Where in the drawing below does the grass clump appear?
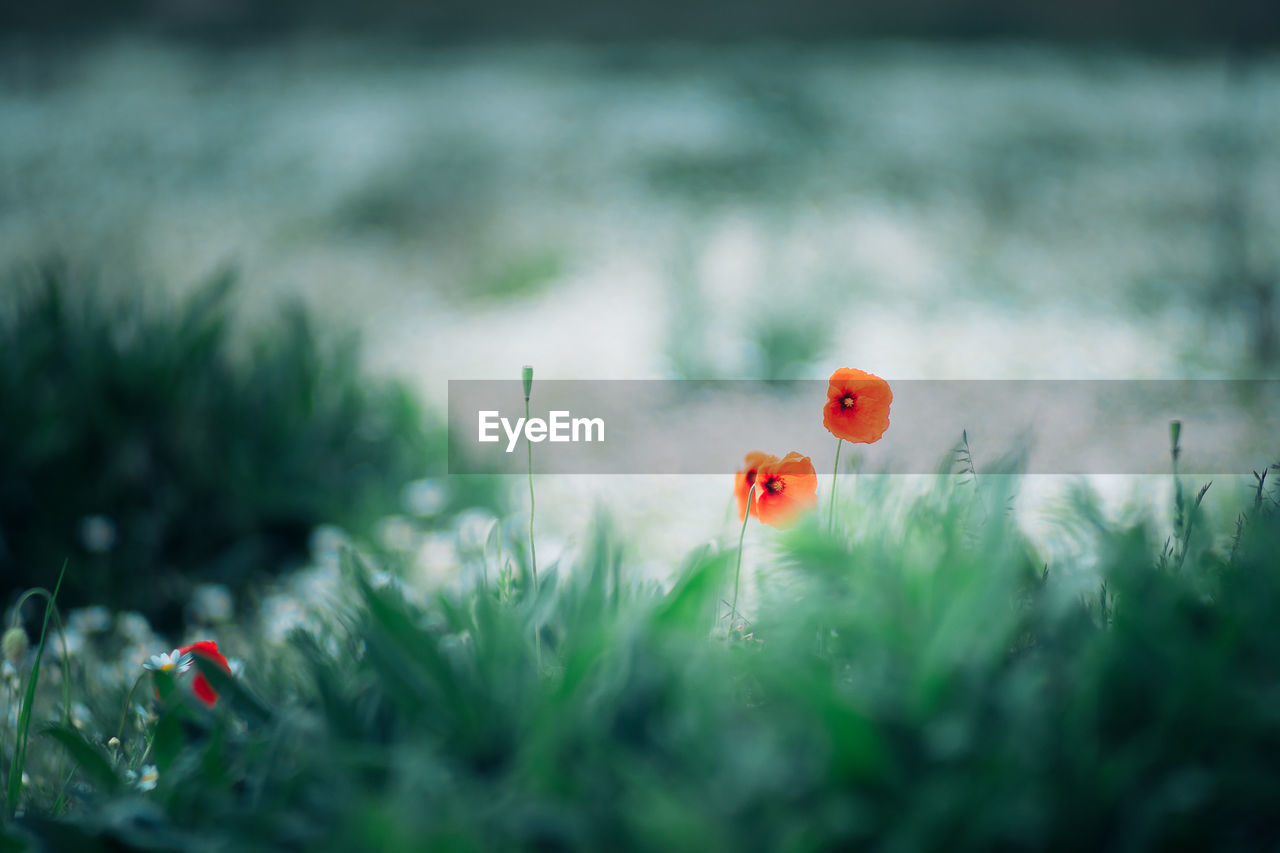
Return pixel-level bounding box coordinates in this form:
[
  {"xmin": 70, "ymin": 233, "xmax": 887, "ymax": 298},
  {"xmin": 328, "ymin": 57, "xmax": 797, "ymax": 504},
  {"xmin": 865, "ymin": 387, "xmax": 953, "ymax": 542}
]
[{"xmin": 0, "ymin": 266, "xmax": 457, "ymax": 630}]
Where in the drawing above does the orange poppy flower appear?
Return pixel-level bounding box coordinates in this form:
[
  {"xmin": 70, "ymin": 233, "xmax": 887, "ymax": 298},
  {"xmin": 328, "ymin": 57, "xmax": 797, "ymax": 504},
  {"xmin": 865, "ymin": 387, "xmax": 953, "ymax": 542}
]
[
  {"xmin": 823, "ymin": 368, "xmax": 892, "ymax": 444},
  {"xmin": 178, "ymin": 641, "xmax": 232, "ymax": 707},
  {"xmin": 752, "ymin": 452, "xmax": 818, "ymax": 528},
  {"xmin": 734, "ymin": 451, "xmax": 779, "ymax": 521}
]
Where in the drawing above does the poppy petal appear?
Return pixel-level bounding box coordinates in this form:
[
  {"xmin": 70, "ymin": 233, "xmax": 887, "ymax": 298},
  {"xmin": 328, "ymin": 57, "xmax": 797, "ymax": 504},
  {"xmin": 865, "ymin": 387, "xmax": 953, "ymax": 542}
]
[
  {"xmin": 752, "ymin": 452, "xmax": 818, "ymax": 528},
  {"xmin": 823, "ymin": 368, "xmax": 892, "ymax": 444}
]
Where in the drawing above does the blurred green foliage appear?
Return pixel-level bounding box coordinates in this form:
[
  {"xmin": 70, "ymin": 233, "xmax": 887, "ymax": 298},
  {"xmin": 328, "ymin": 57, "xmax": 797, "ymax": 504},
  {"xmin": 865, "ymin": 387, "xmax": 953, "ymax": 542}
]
[
  {"xmin": 7, "ymin": 466, "xmax": 1280, "ymax": 850},
  {"xmin": 0, "ymin": 267, "xmax": 458, "ymax": 630}
]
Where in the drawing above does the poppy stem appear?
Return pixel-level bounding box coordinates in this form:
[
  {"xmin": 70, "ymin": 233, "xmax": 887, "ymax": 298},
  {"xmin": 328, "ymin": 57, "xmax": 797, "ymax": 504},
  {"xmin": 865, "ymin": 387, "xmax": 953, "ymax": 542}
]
[
  {"xmin": 731, "ymin": 487, "xmax": 753, "ymax": 628},
  {"xmin": 828, "ymin": 438, "xmax": 844, "ymax": 531}
]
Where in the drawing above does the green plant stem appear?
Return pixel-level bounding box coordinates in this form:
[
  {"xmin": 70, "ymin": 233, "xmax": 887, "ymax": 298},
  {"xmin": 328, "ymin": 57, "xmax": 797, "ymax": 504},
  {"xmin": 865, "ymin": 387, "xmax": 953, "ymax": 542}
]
[
  {"xmin": 116, "ymin": 673, "xmax": 148, "ymax": 742},
  {"xmin": 731, "ymin": 488, "xmax": 754, "ymax": 626},
  {"xmin": 828, "ymin": 438, "xmax": 844, "ymax": 531},
  {"xmin": 525, "ymin": 396, "xmax": 541, "ymax": 668},
  {"xmin": 526, "ymin": 397, "xmax": 537, "ymax": 590},
  {"xmin": 0, "ymin": 685, "xmax": 9, "ymax": 777},
  {"xmin": 8, "ymin": 587, "xmax": 72, "ymax": 727}
]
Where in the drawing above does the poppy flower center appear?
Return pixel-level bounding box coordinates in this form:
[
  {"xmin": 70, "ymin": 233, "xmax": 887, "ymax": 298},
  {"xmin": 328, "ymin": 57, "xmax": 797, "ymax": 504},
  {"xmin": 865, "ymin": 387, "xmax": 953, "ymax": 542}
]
[
  {"xmin": 841, "ymin": 394, "xmax": 856, "ymax": 409},
  {"xmin": 745, "ymin": 470, "xmax": 757, "ymax": 485},
  {"xmin": 765, "ymin": 477, "xmax": 784, "ymax": 494}
]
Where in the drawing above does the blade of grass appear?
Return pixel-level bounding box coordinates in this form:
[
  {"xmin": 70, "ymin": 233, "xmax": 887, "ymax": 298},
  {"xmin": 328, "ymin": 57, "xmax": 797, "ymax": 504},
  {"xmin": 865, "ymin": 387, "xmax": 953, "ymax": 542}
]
[{"xmin": 6, "ymin": 561, "xmax": 67, "ymax": 818}]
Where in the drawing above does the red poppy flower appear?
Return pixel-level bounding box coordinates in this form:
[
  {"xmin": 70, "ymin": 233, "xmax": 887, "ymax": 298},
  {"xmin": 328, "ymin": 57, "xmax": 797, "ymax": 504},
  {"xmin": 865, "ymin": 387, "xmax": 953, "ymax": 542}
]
[
  {"xmin": 752, "ymin": 452, "xmax": 818, "ymax": 528},
  {"xmin": 178, "ymin": 641, "xmax": 231, "ymax": 708},
  {"xmin": 734, "ymin": 451, "xmax": 779, "ymax": 521},
  {"xmin": 823, "ymin": 368, "xmax": 892, "ymax": 444}
]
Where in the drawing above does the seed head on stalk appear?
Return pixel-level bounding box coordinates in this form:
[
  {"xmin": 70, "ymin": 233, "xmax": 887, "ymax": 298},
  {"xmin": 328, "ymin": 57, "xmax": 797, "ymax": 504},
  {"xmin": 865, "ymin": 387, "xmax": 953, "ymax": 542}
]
[{"xmin": 523, "ymin": 365, "xmax": 541, "ymax": 668}]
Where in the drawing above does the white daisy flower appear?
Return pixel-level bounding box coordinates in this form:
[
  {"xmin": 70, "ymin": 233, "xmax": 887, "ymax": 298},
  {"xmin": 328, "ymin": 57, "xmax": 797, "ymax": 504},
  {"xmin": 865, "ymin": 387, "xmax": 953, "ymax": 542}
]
[
  {"xmin": 143, "ymin": 649, "xmax": 192, "ymax": 675},
  {"xmin": 126, "ymin": 765, "xmax": 159, "ymax": 791}
]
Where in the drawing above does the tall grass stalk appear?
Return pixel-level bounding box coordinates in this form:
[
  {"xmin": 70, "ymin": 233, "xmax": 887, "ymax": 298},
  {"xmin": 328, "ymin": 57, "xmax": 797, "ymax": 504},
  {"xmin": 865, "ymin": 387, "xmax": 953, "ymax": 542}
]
[
  {"xmin": 5, "ymin": 561, "xmax": 67, "ymax": 818},
  {"xmin": 1171, "ymin": 419, "xmax": 1184, "ymax": 538},
  {"xmin": 523, "ymin": 366, "xmax": 537, "ymax": 589},
  {"xmin": 7, "ymin": 592, "xmax": 72, "ymax": 733},
  {"xmin": 1168, "ymin": 419, "xmax": 1210, "ymax": 570},
  {"xmin": 523, "ymin": 365, "xmax": 541, "ymax": 666},
  {"xmin": 115, "ymin": 673, "xmax": 149, "ymax": 743}
]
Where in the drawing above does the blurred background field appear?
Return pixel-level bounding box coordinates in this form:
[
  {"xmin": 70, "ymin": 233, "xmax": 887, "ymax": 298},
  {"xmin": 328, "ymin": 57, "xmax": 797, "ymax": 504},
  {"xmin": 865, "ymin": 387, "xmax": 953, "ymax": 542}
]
[
  {"xmin": 3, "ymin": 30, "xmax": 1277, "ymax": 598},
  {"xmin": 2, "ymin": 38, "xmax": 1278, "ymax": 386}
]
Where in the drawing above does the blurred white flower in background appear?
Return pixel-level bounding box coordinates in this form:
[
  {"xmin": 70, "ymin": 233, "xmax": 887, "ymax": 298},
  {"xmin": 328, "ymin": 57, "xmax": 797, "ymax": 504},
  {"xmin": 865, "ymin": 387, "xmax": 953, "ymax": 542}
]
[
  {"xmin": 291, "ymin": 559, "xmax": 343, "ymax": 606},
  {"xmin": 117, "ymin": 611, "xmax": 153, "ymax": 644},
  {"xmin": 69, "ymin": 605, "xmax": 112, "ymax": 634},
  {"xmin": 369, "ymin": 569, "xmax": 398, "ymax": 590},
  {"xmin": 403, "ymin": 478, "xmax": 449, "ymax": 517},
  {"xmin": 413, "ymin": 532, "xmax": 463, "ymax": 586},
  {"xmin": 53, "ymin": 628, "xmax": 84, "ymax": 660},
  {"xmin": 454, "ymin": 510, "xmax": 498, "ymax": 553},
  {"xmin": 309, "ymin": 525, "xmax": 349, "ymax": 568},
  {"xmin": 251, "ymin": 528, "xmax": 357, "ymax": 645},
  {"xmin": 259, "ymin": 593, "xmax": 324, "ymax": 645},
  {"xmin": 190, "ymin": 584, "xmax": 234, "ymax": 625},
  {"xmin": 94, "ymin": 660, "xmax": 133, "ymax": 689},
  {"xmin": 70, "ymin": 701, "xmax": 92, "ymax": 729},
  {"xmin": 2, "ymin": 661, "xmax": 19, "ymax": 690},
  {"xmin": 377, "ymin": 515, "xmax": 417, "ymax": 552},
  {"xmin": 77, "ymin": 514, "xmax": 117, "ymax": 554}
]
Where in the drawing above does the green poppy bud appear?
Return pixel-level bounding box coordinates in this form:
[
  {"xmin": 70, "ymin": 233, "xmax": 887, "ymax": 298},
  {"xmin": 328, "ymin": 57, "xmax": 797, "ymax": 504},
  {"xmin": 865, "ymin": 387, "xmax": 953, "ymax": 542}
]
[{"xmin": 2, "ymin": 626, "xmax": 29, "ymax": 668}]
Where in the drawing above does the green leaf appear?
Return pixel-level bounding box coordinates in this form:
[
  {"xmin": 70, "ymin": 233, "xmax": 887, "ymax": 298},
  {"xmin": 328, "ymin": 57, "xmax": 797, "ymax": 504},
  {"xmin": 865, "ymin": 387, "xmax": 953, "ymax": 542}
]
[
  {"xmin": 191, "ymin": 654, "xmax": 274, "ymax": 724},
  {"xmin": 0, "ymin": 821, "xmax": 34, "ymax": 852},
  {"xmin": 152, "ymin": 712, "xmax": 184, "ymax": 773},
  {"xmin": 652, "ymin": 551, "xmax": 728, "ymax": 633},
  {"xmin": 151, "ymin": 669, "xmax": 179, "ymax": 706},
  {"xmin": 38, "ymin": 725, "xmax": 122, "ymax": 795}
]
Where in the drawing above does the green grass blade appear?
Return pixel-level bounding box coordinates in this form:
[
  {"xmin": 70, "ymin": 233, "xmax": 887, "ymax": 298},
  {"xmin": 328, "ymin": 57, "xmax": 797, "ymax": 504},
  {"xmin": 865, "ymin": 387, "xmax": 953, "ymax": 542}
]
[
  {"xmin": 5, "ymin": 561, "xmax": 67, "ymax": 818},
  {"xmin": 652, "ymin": 551, "xmax": 729, "ymax": 633}
]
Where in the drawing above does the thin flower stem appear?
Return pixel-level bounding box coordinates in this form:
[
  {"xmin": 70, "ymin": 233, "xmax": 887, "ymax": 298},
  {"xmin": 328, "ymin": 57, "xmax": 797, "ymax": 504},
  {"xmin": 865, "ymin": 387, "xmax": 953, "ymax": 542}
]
[
  {"xmin": 828, "ymin": 437, "xmax": 844, "ymax": 531},
  {"xmin": 731, "ymin": 488, "xmax": 754, "ymax": 626},
  {"xmin": 525, "ymin": 392, "xmax": 541, "ymax": 669},
  {"xmin": 526, "ymin": 395, "xmax": 538, "ymax": 590},
  {"xmin": 116, "ymin": 673, "xmax": 148, "ymax": 742}
]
